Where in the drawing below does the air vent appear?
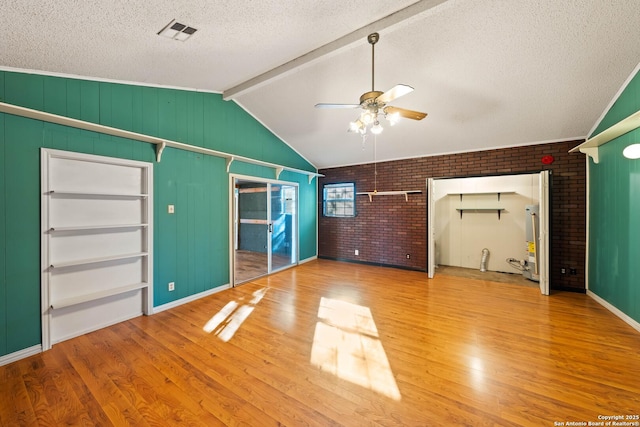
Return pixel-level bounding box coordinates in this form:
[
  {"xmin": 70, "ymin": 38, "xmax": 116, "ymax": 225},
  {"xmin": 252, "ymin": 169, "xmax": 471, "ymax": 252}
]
[{"xmin": 158, "ymin": 19, "xmax": 197, "ymax": 41}]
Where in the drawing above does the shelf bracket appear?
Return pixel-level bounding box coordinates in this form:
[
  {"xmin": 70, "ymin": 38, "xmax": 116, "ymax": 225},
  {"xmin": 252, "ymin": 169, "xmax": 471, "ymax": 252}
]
[
  {"xmin": 275, "ymin": 167, "xmax": 284, "ymax": 179},
  {"xmin": 580, "ymin": 147, "xmax": 599, "ymax": 164},
  {"xmin": 308, "ymin": 175, "xmax": 316, "ymax": 184},
  {"xmin": 226, "ymin": 156, "xmax": 235, "ymax": 172},
  {"xmin": 156, "ymin": 142, "xmax": 166, "ymax": 162}
]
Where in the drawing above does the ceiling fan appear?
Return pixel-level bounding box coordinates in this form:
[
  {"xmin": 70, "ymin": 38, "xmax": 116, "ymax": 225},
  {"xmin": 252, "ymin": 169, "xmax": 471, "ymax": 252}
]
[{"xmin": 315, "ymin": 32, "xmax": 427, "ymax": 135}]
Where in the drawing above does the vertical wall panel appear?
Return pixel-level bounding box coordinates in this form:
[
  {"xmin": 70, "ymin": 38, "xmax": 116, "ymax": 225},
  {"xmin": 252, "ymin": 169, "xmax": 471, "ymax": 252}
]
[
  {"xmin": 0, "ymin": 73, "xmax": 6, "ymax": 354},
  {"xmin": 588, "ymin": 67, "xmax": 640, "ymax": 324},
  {"xmin": 4, "ymin": 116, "xmax": 43, "ymax": 352}
]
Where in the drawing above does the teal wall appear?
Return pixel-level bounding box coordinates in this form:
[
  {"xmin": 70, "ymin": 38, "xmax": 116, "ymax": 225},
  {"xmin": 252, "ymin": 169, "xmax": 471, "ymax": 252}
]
[
  {"xmin": 588, "ymin": 68, "xmax": 640, "ymax": 323},
  {"xmin": 0, "ymin": 71, "xmax": 317, "ymax": 357}
]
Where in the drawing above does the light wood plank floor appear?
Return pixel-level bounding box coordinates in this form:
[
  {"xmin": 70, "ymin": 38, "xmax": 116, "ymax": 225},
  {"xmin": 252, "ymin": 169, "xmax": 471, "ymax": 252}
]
[{"xmin": 2, "ymin": 259, "xmax": 639, "ymax": 426}]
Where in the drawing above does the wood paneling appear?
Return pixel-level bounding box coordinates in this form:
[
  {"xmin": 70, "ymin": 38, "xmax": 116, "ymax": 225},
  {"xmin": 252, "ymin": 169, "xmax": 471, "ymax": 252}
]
[
  {"xmin": 1, "ymin": 260, "xmax": 638, "ymax": 426},
  {"xmin": 0, "ymin": 70, "xmax": 318, "ymax": 359}
]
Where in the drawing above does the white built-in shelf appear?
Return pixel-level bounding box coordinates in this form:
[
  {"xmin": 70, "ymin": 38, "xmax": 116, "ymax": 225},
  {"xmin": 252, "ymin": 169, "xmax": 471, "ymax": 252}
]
[
  {"xmin": 569, "ymin": 110, "xmax": 640, "ymax": 164},
  {"xmin": 50, "ymin": 282, "xmax": 148, "ymax": 310},
  {"xmin": 49, "ymin": 224, "xmax": 148, "ymax": 232},
  {"xmin": 357, "ymin": 190, "xmax": 422, "ymax": 202},
  {"xmin": 49, "ymin": 190, "xmax": 148, "ymax": 198},
  {"xmin": 448, "ymin": 191, "xmax": 515, "ymax": 201},
  {"xmin": 50, "ymin": 252, "xmax": 148, "ymax": 269},
  {"xmin": 456, "ymin": 208, "xmax": 506, "ymax": 219}
]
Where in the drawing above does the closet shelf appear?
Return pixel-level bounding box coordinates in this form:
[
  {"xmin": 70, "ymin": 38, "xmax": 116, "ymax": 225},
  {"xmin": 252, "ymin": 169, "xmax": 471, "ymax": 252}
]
[
  {"xmin": 456, "ymin": 208, "xmax": 506, "ymax": 219},
  {"xmin": 50, "ymin": 282, "xmax": 148, "ymax": 310},
  {"xmin": 357, "ymin": 190, "xmax": 422, "ymax": 202},
  {"xmin": 448, "ymin": 191, "xmax": 515, "ymax": 201},
  {"xmin": 49, "ymin": 223, "xmax": 148, "ymax": 232},
  {"xmin": 49, "ymin": 190, "xmax": 148, "ymax": 198},
  {"xmin": 50, "ymin": 252, "xmax": 148, "ymax": 269}
]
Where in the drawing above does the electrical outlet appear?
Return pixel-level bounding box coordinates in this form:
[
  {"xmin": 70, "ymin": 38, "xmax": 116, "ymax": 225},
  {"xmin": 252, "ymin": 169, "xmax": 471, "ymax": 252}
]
[
  {"xmin": 168, "ymin": 282, "xmax": 175, "ymax": 291},
  {"xmin": 168, "ymin": 204, "xmax": 175, "ymax": 214},
  {"xmin": 561, "ymin": 268, "xmax": 566, "ymax": 274},
  {"xmin": 355, "ymin": 249, "xmax": 359, "ymax": 256},
  {"xmin": 406, "ymin": 254, "xmax": 411, "ymax": 259}
]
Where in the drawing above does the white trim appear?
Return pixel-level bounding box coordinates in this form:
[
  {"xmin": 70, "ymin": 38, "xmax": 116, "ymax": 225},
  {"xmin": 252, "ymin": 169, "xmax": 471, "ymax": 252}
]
[
  {"xmin": 584, "ymin": 156, "xmax": 590, "ymax": 291},
  {"xmin": 587, "ymin": 291, "xmax": 640, "ymax": 334},
  {"xmin": 319, "ymin": 136, "xmax": 586, "ymax": 169},
  {"xmin": 0, "ymin": 65, "xmax": 223, "ymax": 95},
  {"xmin": 299, "ymin": 255, "xmax": 318, "ymax": 264},
  {"xmin": 0, "ymin": 345, "xmax": 42, "ymax": 367},
  {"xmin": 587, "ymin": 61, "xmax": 640, "ymax": 138},
  {"xmin": 153, "ymin": 284, "xmax": 232, "ymax": 313}
]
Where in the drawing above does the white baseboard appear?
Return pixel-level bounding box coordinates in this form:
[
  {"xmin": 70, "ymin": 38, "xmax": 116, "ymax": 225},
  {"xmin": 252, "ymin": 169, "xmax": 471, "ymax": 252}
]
[
  {"xmin": 153, "ymin": 284, "xmax": 231, "ymax": 313},
  {"xmin": 587, "ymin": 290, "xmax": 640, "ymax": 333},
  {"xmin": 0, "ymin": 345, "xmax": 42, "ymax": 367},
  {"xmin": 299, "ymin": 255, "xmax": 317, "ymax": 264}
]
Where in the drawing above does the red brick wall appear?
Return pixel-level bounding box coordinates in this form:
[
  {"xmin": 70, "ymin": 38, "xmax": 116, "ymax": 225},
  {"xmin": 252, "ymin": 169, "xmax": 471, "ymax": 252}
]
[{"xmin": 318, "ymin": 140, "xmax": 587, "ymax": 291}]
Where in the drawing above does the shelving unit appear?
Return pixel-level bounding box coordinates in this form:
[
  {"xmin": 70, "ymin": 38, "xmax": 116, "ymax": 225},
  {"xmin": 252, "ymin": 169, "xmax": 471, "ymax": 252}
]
[
  {"xmin": 49, "ymin": 224, "xmax": 148, "ymax": 232},
  {"xmin": 49, "ymin": 252, "xmax": 149, "ymax": 270},
  {"xmin": 455, "ymin": 208, "xmax": 506, "ymax": 219},
  {"xmin": 41, "ymin": 148, "xmax": 153, "ymax": 349},
  {"xmin": 449, "ymin": 191, "xmax": 514, "ymax": 219},
  {"xmin": 357, "ymin": 190, "xmax": 422, "ymax": 202},
  {"xmin": 448, "ymin": 191, "xmax": 515, "ymax": 201}
]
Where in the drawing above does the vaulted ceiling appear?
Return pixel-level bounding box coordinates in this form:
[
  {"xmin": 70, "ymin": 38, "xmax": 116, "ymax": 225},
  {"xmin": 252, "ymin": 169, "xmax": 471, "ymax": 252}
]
[{"xmin": 2, "ymin": 0, "xmax": 640, "ymax": 169}]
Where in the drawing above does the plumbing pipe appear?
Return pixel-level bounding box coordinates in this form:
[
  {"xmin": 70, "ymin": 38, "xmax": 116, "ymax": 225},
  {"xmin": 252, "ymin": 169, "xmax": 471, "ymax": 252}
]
[{"xmin": 480, "ymin": 248, "xmax": 489, "ymax": 272}]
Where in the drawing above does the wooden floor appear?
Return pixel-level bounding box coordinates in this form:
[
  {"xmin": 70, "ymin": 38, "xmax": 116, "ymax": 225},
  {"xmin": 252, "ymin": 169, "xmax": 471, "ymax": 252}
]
[{"xmin": 2, "ymin": 259, "xmax": 640, "ymax": 426}]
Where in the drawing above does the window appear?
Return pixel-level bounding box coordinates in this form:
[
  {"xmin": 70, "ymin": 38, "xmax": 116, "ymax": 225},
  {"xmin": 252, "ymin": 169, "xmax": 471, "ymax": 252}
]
[{"xmin": 323, "ymin": 183, "xmax": 355, "ymax": 217}]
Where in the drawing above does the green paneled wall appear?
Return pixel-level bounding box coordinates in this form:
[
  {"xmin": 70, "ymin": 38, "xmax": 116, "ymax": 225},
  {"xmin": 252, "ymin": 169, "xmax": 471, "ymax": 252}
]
[
  {"xmin": 0, "ymin": 70, "xmax": 318, "ymax": 357},
  {"xmin": 588, "ymin": 67, "xmax": 640, "ymax": 323}
]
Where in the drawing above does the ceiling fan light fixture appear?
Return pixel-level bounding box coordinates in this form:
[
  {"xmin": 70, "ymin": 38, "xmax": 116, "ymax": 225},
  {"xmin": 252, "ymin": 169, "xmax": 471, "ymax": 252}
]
[
  {"xmin": 349, "ymin": 120, "xmax": 363, "ymax": 133},
  {"xmin": 361, "ymin": 111, "xmax": 375, "ymax": 125},
  {"xmin": 371, "ymin": 121, "xmax": 383, "ymax": 135},
  {"xmin": 387, "ymin": 111, "xmax": 400, "ymax": 126}
]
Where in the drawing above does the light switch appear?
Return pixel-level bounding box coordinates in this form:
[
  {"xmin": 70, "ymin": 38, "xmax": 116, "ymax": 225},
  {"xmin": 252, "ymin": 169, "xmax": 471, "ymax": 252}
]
[{"xmin": 168, "ymin": 204, "xmax": 175, "ymax": 214}]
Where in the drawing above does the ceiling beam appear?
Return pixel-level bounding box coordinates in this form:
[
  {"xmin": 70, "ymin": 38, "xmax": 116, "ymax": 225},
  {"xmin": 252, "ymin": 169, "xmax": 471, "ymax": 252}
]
[{"xmin": 222, "ymin": 0, "xmax": 448, "ymax": 101}]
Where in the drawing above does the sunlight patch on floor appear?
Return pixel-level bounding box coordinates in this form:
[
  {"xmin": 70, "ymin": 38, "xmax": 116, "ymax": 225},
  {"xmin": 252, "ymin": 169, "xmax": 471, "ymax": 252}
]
[
  {"xmin": 310, "ymin": 297, "xmax": 401, "ymax": 401},
  {"xmin": 203, "ymin": 287, "xmax": 268, "ymax": 341}
]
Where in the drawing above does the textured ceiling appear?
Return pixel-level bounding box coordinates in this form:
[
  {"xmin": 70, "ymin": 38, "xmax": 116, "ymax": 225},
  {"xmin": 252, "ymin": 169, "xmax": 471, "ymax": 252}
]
[{"xmin": 1, "ymin": 0, "xmax": 640, "ymax": 169}]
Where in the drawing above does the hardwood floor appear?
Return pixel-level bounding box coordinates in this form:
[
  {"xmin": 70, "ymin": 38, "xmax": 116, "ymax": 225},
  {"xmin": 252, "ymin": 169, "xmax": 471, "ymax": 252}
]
[{"xmin": 2, "ymin": 259, "xmax": 639, "ymax": 426}]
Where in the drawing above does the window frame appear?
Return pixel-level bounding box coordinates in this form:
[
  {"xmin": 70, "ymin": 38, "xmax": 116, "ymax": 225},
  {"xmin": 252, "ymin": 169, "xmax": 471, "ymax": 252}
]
[{"xmin": 322, "ymin": 182, "xmax": 356, "ymax": 218}]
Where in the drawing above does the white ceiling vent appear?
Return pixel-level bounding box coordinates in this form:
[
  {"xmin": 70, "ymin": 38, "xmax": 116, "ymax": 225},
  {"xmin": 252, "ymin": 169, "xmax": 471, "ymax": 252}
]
[{"xmin": 157, "ymin": 19, "xmax": 197, "ymax": 41}]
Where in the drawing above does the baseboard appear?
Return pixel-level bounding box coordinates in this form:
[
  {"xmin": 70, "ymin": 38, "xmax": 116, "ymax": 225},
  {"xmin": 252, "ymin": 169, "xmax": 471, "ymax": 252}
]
[
  {"xmin": 299, "ymin": 255, "xmax": 317, "ymax": 264},
  {"xmin": 153, "ymin": 284, "xmax": 231, "ymax": 313},
  {"xmin": 318, "ymin": 256, "xmax": 426, "ymax": 272},
  {"xmin": 587, "ymin": 290, "xmax": 640, "ymax": 333},
  {"xmin": 0, "ymin": 345, "xmax": 42, "ymax": 367}
]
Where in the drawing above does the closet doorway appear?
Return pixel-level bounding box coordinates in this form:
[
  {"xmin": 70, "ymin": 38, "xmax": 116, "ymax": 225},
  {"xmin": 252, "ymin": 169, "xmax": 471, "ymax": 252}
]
[
  {"xmin": 231, "ymin": 175, "xmax": 298, "ymax": 285},
  {"xmin": 427, "ymin": 171, "xmax": 550, "ymax": 295}
]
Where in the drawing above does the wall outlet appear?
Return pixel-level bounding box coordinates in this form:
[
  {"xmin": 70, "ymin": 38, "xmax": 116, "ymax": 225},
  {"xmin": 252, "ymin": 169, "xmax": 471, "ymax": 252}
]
[
  {"xmin": 168, "ymin": 204, "xmax": 175, "ymax": 214},
  {"xmin": 406, "ymin": 254, "xmax": 411, "ymax": 259},
  {"xmin": 561, "ymin": 268, "xmax": 566, "ymax": 274},
  {"xmin": 168, "ymin": 282, "xmax": 175, "ymax": 291},
  {"xmin": 355, "ymin": 249, "xmax": 359, "ymax": 256}
]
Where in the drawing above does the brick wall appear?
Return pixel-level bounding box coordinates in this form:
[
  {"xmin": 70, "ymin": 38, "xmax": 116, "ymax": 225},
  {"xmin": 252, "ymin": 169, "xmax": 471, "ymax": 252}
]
[{"xmin": 318, "ymin": 139, "xmax": 587, "ymax": 291}]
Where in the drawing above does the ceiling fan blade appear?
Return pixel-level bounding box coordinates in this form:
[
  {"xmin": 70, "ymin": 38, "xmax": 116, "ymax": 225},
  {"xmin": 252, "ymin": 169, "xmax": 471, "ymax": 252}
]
[
  {"xmin": 315, "ymin": 103, "xmax": 360, "ymax": 109},
  {"xmin": 375, "ymin": 84, "xmax": 414, "ymax": 104},
  {"xmin": 384, "ymin": 106, "xmax": 428, "ymax": 121}
]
